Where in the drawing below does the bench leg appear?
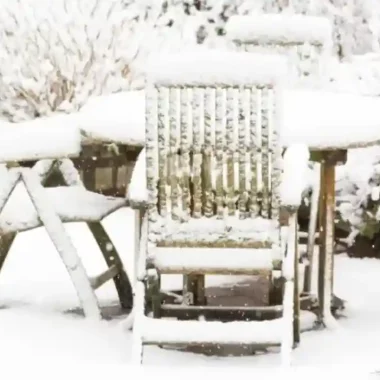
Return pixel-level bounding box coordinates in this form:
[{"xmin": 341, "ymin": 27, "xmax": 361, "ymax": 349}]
[
  {"xmin": 87, "ymin": 222, "xmax": 133, "ymax": 310},
  {"xmin": 22, "ymin": 169, "xmax": 102, "ymax": 320}
]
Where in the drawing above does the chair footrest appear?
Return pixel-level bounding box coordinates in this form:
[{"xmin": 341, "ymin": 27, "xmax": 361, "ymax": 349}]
[
  {"xmin": 138, "ymin": 316, "xmax": 283, "ymax": 345},
  {"xmin": 150, "ymin": 247, "xmax": 275, "ymax": 275},
  {"xmin": 160, "ymin": 304, "xmax": 283, "ymax": 321}
]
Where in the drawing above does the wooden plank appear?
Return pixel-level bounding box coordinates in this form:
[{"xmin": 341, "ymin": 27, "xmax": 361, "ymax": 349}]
[
  {"xmin": 157, "ymin": 267, "xmax": 272, "ymax": 276},
  {"xmin": 237, "ymin": 89, "xmax": 248, "ymax": 218},
  {"xmin": 169, "ymin": 88, "xmax": 180, "ymax": 220},
  {"xmin": 192, "ymin": 88, "xmax": 203, "ymax": 218},
  {"xmin": 161, "ymin": 304, "xmax": 282, "ymax": 321},
  {"xmin": 215, "ymin": 88, "xmax": 224, "ymax": 218},
  {"xmin": 90, "ymin": 264, "xmax": 120, "ymax": 290},
  {"xmin": 158, "ymin": 88, "xmax": 168, "ymax": 216}
]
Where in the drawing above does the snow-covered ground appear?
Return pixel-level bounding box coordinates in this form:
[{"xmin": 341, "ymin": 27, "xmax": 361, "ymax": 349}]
[{"xmin": 0, "ymin": 207, "xmax": 380, "ymax": 376}]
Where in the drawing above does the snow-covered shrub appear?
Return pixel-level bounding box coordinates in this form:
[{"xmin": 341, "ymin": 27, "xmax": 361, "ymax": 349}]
[
  {"xmin": 0, "ymin": 0, "xmax": 147, "ymax": 122},
  {"xmin": 336, "ymin": 147, "xmax": 380, "ymax": 244}
]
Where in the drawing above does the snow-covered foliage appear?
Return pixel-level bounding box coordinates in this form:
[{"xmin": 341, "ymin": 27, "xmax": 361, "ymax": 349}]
[
  {"xmin": 1, "ymin": 0, "xmax": 380, "ymax": 123},
  {"xmin": 0, "ymin": 0, "xmax": 146, "ymax": 122},
  {"xmin": 337, "ymin": 147, "xmax": 380, "ymax": 243}
]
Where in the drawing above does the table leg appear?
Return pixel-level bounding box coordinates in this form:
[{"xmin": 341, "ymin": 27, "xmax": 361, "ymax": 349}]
[{"xmin": 318, "ymin": 160, "xmax": 337, "ymax": 327}]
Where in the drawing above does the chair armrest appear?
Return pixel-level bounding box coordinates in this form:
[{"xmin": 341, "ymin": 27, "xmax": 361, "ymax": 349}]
[
  {"xmin": 280, "ymin": 144, "xmax": 310, "ymax": 210},
  {"xmin": 126, "ymin": 148, "xmax": 148, "ymax": 210}
]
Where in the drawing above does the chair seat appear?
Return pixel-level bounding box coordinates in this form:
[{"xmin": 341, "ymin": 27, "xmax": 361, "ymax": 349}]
[
  {"xmin": 150, "ymin": 216, "xmax": 280, "ymax": 248},
  {"xmin": 0, "ymin": 185, "xmax": 126, "ymax": 233}
]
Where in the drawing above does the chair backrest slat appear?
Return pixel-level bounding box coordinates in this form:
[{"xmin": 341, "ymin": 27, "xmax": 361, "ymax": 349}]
[
  {"xmin": 168, "ymin": 88, "xmax": 179, "ymax": 220},
  {"xmin": 226, "ymin": 88, "xmax": 236, "ymax": 216},
  {"xmin": 192, "ymin": 88, "xmax": 203, "ymax": 218}
]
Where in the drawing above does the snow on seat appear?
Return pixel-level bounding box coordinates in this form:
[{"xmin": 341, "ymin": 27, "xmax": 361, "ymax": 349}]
[
  {"xmin": 138, "ymin": 316, "xmax": 283, "ymax": 345},
  {"xmin": 152, "ymin": 216, "xmax": 280, "ymax": 247},
  {"xmin": 150, "ymin": 247, "xmax": 276, "ymax": 275},
  {"xmin": 0, "ymin": 185, "xmax": 126, "ymax": 233},
  {"xmin": 137, "ymin": 310, "xmax": 317, "ymax": 346},
  {"xmin": 0, "ymin": 119, "xmax": 81, "ymax": 162}
]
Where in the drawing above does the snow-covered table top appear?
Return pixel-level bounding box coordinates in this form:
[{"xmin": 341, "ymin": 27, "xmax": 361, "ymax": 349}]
[
  {"xmin": 86, "ymin": 89, "xmax": 380, "ymax": 151},
  {"xmin": 78, "ymin": 91, "xmax": 145, "ymax": 146}
]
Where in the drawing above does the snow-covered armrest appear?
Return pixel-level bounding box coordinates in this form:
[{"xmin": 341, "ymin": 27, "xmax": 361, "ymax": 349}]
[
  {"xmin": 280, "ymin": 144, "xmax": 310, "ymax": 210},
  {"xmin": 127, "ymin": 148, "xmax": 147, "ymax": 209}
]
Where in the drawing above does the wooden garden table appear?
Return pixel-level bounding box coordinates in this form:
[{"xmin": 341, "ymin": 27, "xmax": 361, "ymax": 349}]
[{"xmin": 282, "ymin": 89, "xmax": 380, "ymax": 326}]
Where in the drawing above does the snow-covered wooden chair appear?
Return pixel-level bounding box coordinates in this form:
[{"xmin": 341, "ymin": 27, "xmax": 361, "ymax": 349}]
[
  {"xmin": 132, "ymin": 51, "xmax": 311, "ymax": 365},
  {"xmin": 0, "ymin": 123, "xmax": 133, "ymax": 319},
  {"xmin": 226, "ymin": 13, "xmax": 332, "ymax": 87},
  {"xmin": 226, "ymin": 14, "xmax": 333, "ymax": 295}
]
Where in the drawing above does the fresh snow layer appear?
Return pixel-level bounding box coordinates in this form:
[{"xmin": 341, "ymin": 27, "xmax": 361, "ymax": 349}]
[
  {"xmin": 226, "ymin": 14, "xmax": 333, "ymax": 45},
  {"xmin": 122, "ymin": 88, "xmax": 380, "ymax": 156},
  {"xmin": 2, "ymin": 207, "xmax": 380, "ymax": 372},
  {"xmin": 0, "ymin": 119, "xmax": 81, "ymax": 162},
  {"xmin": 151, "ymin": 247, "xmax": 274, "ymax": 273},
  {"xmin": 282, "ymin": 90, "xmax": 380, "ymax": 149},
  {"xmin": 139, "ymin": 317, "xmax": 284, "ymax": 345},
  {"xmin": 145, "ymin": 50, "xmax": 288, "ymax": 86},
  {"xmin": 126, "ymin": 147, "xmax": 146, "ymax": 204},
  {"xmin": 78, "ymin": 91, "xmax": 145, "ymax": 146},
  {"xmin": 151, "ymin": 216, "xmax": 280, "ymax": 246},
  {"xmin": 280, "ymin": 144, "xmax": 310, "ymax": 207}
]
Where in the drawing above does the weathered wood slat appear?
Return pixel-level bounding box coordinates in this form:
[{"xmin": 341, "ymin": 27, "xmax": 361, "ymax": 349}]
[
  {"xmin": 271, "ymin": 87, "xmax": 282, "ymax": 220},
  {"xmin": 192, "ymin": 88, "xmax": 203, "ymax": 218},
  {"xmin": 180, "ymin": 88, "xmax": 191, "ymax": 216},
  {"xmin": 249, "ymin": 88, "xmax": 259, "ymax": 217},
  {"xmin": 215, "ymin": 88, "xmax": 225, "ymax": 218},
  {"xmin": 90, "ymin": 264, "xmax": 120, "ymax": 290},
  {"xmin": 261, "ymin": 87, "xmax": 270, "ymax": 218},
  {"xmin": 157, "ymin": 87, "xmax": 168, "ymax": 217},
  {"xmin": 238, "ymin": 89, "xmax": 248, "ymax": 219},
  {"xmin": 202, "ymin": 88, "xmax": 214, "ymax": 217},
  {"xmin": 225, "ymin": 88, "xmax": 236, "ymax": 216},
  {"xmin": 146, "ymin": 87, "xmax": 159, "ymax": 245},
  {"xmin": 169, "ymin": 88, "xmax": 179, "ymax": 220}
]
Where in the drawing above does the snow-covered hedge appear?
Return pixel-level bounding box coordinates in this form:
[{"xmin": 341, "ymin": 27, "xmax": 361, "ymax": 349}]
[{"xmin": 0, "ymin": 0, "xmax": 145, "ymax": 121}]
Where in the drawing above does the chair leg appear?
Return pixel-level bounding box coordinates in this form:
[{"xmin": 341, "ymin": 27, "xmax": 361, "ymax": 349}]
[
  {"xmin": 87, "ymin": 222, "xmax": 133, "ymax": 310},
  {"xmin": 132, "ymin": 280, "xmax": 145, "ymax": 364},
  {"xmin": 293, "ymin": 223, "xmax": 301, "ymax": 346},
  {"xmin": 303, "ymin": 164, "xmax": 320, "ymax": 294}
]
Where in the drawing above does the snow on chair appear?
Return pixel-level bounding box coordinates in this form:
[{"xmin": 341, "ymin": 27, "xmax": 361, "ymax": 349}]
[
  {"xmin": 132, "ymin": 50, "xmax": 310, "ymax": 365},
  {"xmin": 0, "ymin": 121, "xmax": 133, "ymax": 319},
  {"xmin": 226, "ymin": 14, "xmax": 333, "ymax": 296},
  {"xmin": 226, "ymin": 14, "xmax": 333, "ymax": 87}
]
